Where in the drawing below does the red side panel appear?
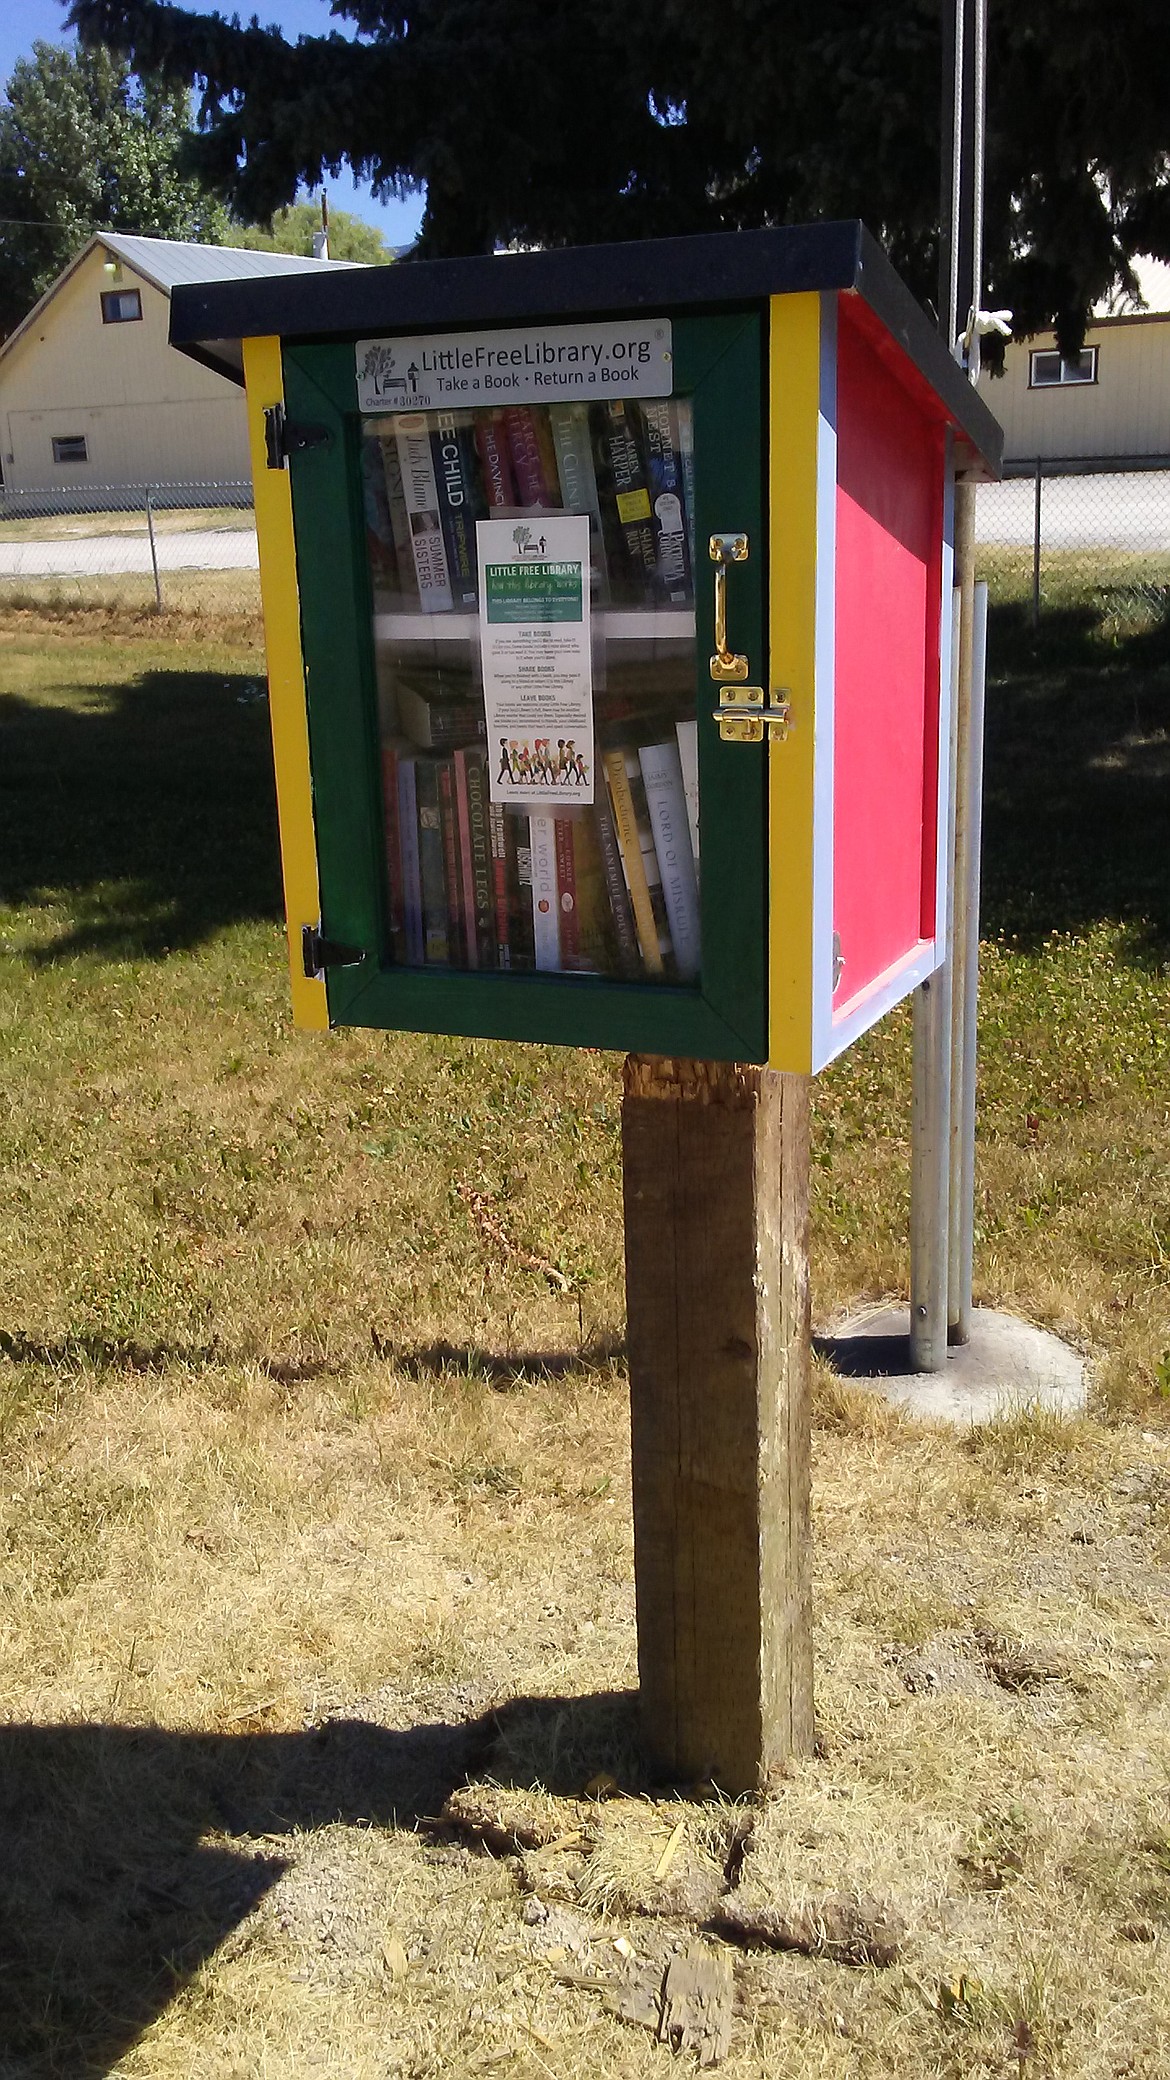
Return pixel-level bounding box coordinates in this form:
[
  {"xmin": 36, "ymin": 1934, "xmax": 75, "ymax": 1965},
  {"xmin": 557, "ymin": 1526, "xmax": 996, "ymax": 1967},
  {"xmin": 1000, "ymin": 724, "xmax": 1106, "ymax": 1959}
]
[{"xmin": 832, "ymin": 306, "xmax": 944, "ymax": 1014}]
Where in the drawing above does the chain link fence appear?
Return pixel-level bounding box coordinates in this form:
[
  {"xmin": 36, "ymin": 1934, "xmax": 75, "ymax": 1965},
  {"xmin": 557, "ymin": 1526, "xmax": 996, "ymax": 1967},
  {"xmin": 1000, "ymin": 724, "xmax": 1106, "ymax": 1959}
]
[
  {"xmin": 3, "ymin": 461, "xmax": 1166, "ymax": 647},
  {"xmin": 977, "ymin": 457, "xmax": 1170, "ymax": 643},
  {"xmin": 0, "ymin": 480, "xmax": 259, "ymax": 625}
]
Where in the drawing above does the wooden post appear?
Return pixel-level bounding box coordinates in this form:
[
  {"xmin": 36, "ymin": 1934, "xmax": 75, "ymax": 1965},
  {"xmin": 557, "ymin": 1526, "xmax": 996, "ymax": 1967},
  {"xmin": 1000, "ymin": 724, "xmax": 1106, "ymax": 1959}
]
[{"xmin": 622, "ymin": 1056, "xmax": 814, "ymax": 1793}]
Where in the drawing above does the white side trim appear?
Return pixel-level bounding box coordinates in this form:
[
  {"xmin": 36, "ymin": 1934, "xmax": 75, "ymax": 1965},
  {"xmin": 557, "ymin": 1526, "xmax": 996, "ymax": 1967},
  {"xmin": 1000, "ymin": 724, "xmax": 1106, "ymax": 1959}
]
[{"xmin": 809, "ymin": 292, "xmax": 839, "ymax": 1073}]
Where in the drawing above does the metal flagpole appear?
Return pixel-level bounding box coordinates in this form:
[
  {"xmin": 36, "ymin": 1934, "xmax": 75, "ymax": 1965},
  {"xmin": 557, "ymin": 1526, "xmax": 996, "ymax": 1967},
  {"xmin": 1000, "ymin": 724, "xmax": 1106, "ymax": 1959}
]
[{"xmin": 909, "ymin": 0, "xmax": 986, "ymax": 1369}]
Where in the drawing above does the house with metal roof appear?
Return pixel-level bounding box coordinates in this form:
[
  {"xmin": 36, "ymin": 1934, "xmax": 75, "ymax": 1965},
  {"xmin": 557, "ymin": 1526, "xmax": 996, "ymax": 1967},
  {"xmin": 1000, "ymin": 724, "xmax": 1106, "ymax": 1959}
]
[
  {"xmin": 990, "ymin": 257, "xmax": 1170, "ymax": 465},
  {"xmin": 0, "ymin": 232, "xmax": 356, "ymax": 496}
]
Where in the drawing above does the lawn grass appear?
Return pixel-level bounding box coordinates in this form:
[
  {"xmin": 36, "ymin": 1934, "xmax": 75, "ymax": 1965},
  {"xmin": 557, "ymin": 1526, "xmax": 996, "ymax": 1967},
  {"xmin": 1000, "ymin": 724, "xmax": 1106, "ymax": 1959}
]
[
  {"xmin": 1, "ymin": 593, "xmax": 1170, "ymax": 2076},
  {"xmin": 0, "ymin": 504, "xmax": 252, "ymax": 541}
]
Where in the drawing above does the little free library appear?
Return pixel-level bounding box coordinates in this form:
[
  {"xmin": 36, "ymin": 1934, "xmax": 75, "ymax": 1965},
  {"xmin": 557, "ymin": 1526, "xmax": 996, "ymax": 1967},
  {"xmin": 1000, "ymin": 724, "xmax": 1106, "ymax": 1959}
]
[{"xmin": 172, "ymin": 225, "xmax": 1001, "ymax": 1790}]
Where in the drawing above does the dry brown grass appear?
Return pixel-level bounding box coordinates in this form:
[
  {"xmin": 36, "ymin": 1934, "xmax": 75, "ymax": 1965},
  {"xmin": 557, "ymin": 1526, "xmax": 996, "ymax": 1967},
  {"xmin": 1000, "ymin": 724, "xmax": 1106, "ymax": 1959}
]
[{"xmin": 2, "ymin": 616, "xmax": 1170, "ymax": 2075}]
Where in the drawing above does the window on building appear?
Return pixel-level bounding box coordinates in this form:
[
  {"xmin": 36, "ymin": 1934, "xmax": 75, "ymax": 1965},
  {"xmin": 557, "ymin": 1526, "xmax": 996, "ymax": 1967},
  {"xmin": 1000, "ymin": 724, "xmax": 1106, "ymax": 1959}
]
[
  {"xmin": 1029, "ymin": 346, "xmax": 1098, "ymax": 388},
  {"xmin": 51, "ymin": 435, "xmax": 89, "ymax": 465},
  {"xmin": 101, "ymin": 287, "xmax": 142, "ymax": 324}
]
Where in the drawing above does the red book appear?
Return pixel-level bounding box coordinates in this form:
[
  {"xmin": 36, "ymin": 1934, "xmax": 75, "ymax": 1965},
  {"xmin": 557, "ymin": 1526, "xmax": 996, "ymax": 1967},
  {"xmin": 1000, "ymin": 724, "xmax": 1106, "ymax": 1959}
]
[
  {"xmin": 475, "ymin": 410, "xmax": 515, "ymax": 509},
  {"xmin": 438, "ymin": 760, "xmax": 465, "ymax": 964},
  {"xmin": 554, "ymin": 814, "xmax": 580, "ymax": 966},
  {"xmin": 380, "ymin": 744, "xmax": 406, "ymax": 962},
  {"xmin": 504, "ymin": 406, "xmax": 553, "ymax": 506},
  {"xmin": 489, "ymin": 801, "xmax": 512, "ymax": 968}
]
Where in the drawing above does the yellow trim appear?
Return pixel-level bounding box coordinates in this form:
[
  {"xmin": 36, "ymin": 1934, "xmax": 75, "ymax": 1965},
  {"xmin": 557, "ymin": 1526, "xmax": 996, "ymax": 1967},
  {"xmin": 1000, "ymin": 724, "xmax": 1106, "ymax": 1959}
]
[
  {"xmin": 243, "ymin": 335, "xmax": 329, "ymax": 1031},
  {"xmin": 767, "ymin": 293, "xmax": 821, "ymax": 1073}
]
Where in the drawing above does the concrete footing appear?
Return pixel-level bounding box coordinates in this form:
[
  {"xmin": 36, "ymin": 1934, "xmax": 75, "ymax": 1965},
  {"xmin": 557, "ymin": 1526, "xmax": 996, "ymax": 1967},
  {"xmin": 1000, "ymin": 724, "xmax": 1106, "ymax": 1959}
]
[{"xmin": 816, "ymin": 1305, "xmax": 1087, "ymax": 1427}]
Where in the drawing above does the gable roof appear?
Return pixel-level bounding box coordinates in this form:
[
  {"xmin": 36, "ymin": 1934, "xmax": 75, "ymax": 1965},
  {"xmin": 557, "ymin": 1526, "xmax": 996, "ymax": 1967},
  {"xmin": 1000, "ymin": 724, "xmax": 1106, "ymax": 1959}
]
[
  {"xmin": 99, "ymin": 231, "xmax": 358, "ymax": 292},
  {"xmin": 0, "ymin": 231, "xmax": 357, "ymax": 369}
]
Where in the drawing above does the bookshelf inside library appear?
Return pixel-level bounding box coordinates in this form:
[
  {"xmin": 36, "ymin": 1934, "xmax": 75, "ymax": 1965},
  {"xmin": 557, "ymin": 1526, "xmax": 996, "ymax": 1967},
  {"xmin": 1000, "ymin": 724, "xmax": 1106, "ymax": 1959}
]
[{"xmin": 364, "ymin": 395, "xmax": 702, "ymax": 991}]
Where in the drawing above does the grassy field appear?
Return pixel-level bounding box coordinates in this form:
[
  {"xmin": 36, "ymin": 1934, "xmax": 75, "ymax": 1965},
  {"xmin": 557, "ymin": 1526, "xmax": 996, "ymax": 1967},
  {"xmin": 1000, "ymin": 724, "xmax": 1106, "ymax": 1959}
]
[
  {"xmin": 1, "ymin": 590, "xmax": 1169, "ymax": 2078},
  {"xmin": 0, "ymin": 505, "xmax": 252, "ymax": 542}
]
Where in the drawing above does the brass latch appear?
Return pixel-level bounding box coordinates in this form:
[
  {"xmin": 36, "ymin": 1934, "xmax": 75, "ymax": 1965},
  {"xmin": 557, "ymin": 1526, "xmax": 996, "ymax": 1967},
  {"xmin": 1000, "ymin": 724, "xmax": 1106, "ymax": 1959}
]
[{"xmin": 713, "ymin": 687, "xmax": 793, "ymax": 744}]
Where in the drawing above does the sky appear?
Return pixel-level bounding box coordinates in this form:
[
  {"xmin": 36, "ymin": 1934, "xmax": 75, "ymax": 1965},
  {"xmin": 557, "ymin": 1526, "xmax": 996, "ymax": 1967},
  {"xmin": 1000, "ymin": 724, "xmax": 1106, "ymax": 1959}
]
[{"xmin": 0, "ymin": 0, "xmax": 426, "ymax": 248}]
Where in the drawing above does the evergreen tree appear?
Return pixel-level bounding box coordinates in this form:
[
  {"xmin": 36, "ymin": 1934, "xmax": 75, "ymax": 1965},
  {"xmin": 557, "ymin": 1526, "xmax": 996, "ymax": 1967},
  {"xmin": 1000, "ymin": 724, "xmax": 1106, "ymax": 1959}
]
[
  {"xmin": 68, "ymin": 0, "xmax": 1170, "ymax": 353},
  {"xmin": 0, "ymin": 40, "xmax": 229, "ymax": 338}
]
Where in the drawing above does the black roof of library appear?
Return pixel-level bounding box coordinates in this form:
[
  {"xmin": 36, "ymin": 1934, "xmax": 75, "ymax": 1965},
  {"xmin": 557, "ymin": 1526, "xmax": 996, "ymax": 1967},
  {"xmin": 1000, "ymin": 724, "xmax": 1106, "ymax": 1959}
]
[{"xmin": 169, "ymin": 221, "xmax": 1002, "ymax": 475}]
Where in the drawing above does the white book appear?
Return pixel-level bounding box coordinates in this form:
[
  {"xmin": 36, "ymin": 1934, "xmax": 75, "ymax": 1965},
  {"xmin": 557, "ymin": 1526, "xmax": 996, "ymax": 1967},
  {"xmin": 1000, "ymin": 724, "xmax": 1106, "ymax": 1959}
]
[
  {"xmin": 393, "ymin": 414, "xmax": 453, "ymax": 613},
  {"xmin": 639, "ymin": 739, "xmax": 701, "ymax": 982},
  {"xmin": 528, "ymin": 812, "xmax": 561, "ymax": 970},
  {"xmin": 674, "ymin": 717, "xmax": 700, "ymax": 882}
]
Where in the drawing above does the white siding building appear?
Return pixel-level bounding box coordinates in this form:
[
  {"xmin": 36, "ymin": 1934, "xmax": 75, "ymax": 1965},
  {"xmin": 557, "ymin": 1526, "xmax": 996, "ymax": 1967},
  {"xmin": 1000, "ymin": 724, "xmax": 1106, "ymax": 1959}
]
[
  {"xmin": 0, "ymin": 233, "xmax": 354, "ymax": 494},
  {"xmin": 990, "ymin": 258, "xmax": 1170, "ymax": 463}
]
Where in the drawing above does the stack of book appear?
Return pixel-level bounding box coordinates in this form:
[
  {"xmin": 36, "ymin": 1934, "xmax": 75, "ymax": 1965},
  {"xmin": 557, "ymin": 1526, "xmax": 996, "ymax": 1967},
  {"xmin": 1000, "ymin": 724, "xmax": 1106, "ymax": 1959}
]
[
  {"xmin": 362, "ymin": 398, "xmax": 695, "ymax": 612},
  {"xmin": 363, "ymin": 397, "xmax": 702, "ymax": 985},
  {"xmin": 379, "ymin": 715, "xmax": 700, "ymax": 983}
]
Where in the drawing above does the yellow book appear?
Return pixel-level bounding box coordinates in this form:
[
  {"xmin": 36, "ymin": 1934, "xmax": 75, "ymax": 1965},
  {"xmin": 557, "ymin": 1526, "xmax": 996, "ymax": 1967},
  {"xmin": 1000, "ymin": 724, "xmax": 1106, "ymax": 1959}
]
[{"xmin": 602, "ymin": 748, "xmax": 665, "ymax": 976}]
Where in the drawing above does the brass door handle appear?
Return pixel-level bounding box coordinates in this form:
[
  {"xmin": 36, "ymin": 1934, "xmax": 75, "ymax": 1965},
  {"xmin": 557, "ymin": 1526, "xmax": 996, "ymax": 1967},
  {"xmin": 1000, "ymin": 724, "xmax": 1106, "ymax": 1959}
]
[{"xmin": 709, "ymin": 532, "xmax": 750, "ymax": 683}]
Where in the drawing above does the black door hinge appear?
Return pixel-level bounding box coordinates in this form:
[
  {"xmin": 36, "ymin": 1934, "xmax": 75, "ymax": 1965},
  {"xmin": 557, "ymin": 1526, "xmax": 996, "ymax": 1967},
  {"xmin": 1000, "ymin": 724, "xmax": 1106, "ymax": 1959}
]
[
  {"xmin": 303, "ymin": 925, "xmax": 367, "ymax": 978},
  {"xmin": 265, "ymin": 402, "xmax": 331, "ymax": 470}
]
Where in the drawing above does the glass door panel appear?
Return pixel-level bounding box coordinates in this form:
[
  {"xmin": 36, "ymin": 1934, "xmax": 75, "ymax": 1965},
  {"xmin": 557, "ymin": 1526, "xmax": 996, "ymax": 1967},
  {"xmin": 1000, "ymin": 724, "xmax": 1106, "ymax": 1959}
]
[{"xmin": 359, "ymin": 398, "xmax": 701, "ymax": 986}]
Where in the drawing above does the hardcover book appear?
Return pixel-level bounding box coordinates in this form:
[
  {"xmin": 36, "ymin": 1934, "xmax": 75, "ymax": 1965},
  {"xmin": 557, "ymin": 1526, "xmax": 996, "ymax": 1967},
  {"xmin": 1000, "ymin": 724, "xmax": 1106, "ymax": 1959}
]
[
  {"xmin": 528, "ymin": 812, "xmax": 560, "ymax": 969},
  {"xmin": 504, "ymin": 406, "xmax": 556, "ymax": 507},
  {"xmin": 474, "ymin": 410, "xmax": 516, "ymax": 509},
  {"xmin": 641, "ymin": 400, "xmax": 692, "ymax": 604},
  {"xmin": 393, "ymin": 415, "xmax": 454, "ymax": 613},
  {"xmin": 396, "ymin": 754, "xmax": 425, "ymax": 966},
  {"xmin": 640, "ymin": 739, "xmax": 701, "ymax": 981},
  {"xmin": 438, "ymin": 759, "xmax": 465, "ymax": 964},
  {"xmin": 596, "ymin": 400, "xmax": 658, "ymax": 595},
  {"xmin": 414, "ymin": 757, "xmax": 451, "ymax": 962},
  {"xmin": 431, "ymin": 410, "xmax": 481, "ymax": 610},
  {"xmin": 455, "ymin": 747, "xmax": 496, "ymax": 969},
  {"xmin": 601, "ymin": 747, "xmax": 665, "ymax": 976}
]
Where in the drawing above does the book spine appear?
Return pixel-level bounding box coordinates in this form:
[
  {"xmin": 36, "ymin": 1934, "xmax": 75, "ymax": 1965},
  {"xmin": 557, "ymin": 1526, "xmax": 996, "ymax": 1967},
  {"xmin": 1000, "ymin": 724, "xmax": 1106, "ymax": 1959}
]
[
  {"xmin": 601, "ymin": 748, "xmax": 664, "ymax": 976},
  {"xmin": 438, "ymin": 759, "xmax": 465, "ymax": 963},
  {"xmin": 462, "ymin": 749, "xmax": 496, "ymax": 967},
  {"xmin": 414, "ymin": 758, "xmax": 450, "ymax": 963},
  {"xmin": 510, "ymin": 813, "xmax": 536, "ymax": 969},
  {"xmin": 528, "ymin": 812, "xmax": 560, "ymax": 969},
  {"xmin": 397, "ymin": 755, "xmax": 424, "ymax": 965},
  {"xmin": 489, "ymin": 800, "xmax": 512, "ymax": 968},
  {"xmin": 431, "ymin": 412, "xmax": 479, "ymax": 609},
  {"xmin": 474, "ymin": 410, "xmax": 516, "ymax": 509},
  {"xmin": 640, "ymin": 741, "xmax": 701, "ymax": 981},
  {"xmin": 362, "ymin": 436, "xmax": 399, "ymax": 595},
  {"xmin": 676, "ymin": 404, "xmax": 697, "ymax": 575},
  {"xmin": 592, "ymin": 787, "xmax": 640, "ymax": 977},
  {"xmin": 641, "ymin": 400, "xmax": 692, "ymax": 604},
  {"xmin": 598, "ymin": 401, "xmax": 657, "ymax": 588},
  {"xmin": 504, "ymin": 406, "xmax": 555, "ymax": 506},
  {"xmin": 453, "ymin": 748, "xmax": 479, "ymax": 970},
  {"xmin": 394, "ymin": 414, "xmax": 454, "ymax": 613},
  {"xmin": 554, "ymin": 814, "xmax": 580, "ymax": 966},
  {"xmin": 549, "ymin": 401, "xmax": 608, "ymax": 602},
  {"xmin": 380, "ymin": 744, "xmax": 407, "ymax": 962},
  {"xmin": 378, "ymin": 435, "xmax": 417, "ymax": 599},
  {"xmin": 674, "ymin": 717, "xmax": 700, "ymax": 880},
  {"xmin": 534, "ymin": 410, "xmax": 563, "ymax": 505}
]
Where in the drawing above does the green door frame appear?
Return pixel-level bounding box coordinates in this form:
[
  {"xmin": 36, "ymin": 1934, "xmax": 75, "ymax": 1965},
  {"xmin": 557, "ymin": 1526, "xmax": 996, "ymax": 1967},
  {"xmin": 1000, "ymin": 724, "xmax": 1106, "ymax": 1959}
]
[{"xmin": 285, "ymin": 310, "xmax": 768, "ymax": 1060}]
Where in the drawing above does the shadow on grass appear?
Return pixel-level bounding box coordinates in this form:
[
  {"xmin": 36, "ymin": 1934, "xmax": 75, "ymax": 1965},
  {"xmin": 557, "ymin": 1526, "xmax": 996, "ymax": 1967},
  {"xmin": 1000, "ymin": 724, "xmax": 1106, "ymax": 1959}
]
[
  {"xmin": 983, "ymin": 598, "xmax": 1170, "ymax": 955},
  {"xmin": 0, "ymin": 668, "xmax": 282, "ymax": 961},
  {"xmin": 387, "ymin": 1338, "xmax": 626, "ymax": 1388},
  {"xmin": 0, "ymin": 1691, "xmax": 640, "ymax": 2077}
]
